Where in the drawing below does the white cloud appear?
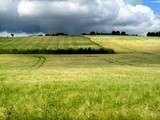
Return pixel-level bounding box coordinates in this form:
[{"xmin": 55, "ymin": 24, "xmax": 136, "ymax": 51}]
[
  {"xmin": 18, "ymin": 0, "xmax": 118, "ymax": 20},
  {"xmin": 114, "ymin": 0, "xmax": 160, "ymax": 34},
  {"xmin": 18, "ymin": 0, "xmax": 90, "ymax": 16},
  {"xmin": 0, "ymin": 0, "xmax": 160, "ymax": 35},
  {"xmin": 0, "ymin": 1, "xmax": 9, "ymax": 12}
]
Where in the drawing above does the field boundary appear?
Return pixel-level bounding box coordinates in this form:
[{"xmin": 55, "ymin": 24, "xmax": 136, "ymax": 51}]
[
  {"xmin": 101, "ymin": 57, "xmax": 134, "ymax": 66},
  {"xmin": 0, "ymin": 48, "xmax": 115, "ymax": 54}
]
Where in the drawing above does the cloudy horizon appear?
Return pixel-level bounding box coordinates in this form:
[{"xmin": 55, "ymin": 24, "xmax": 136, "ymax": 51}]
[{"xmin": 0, "ymin": 0, "xmax": 160, "ymax": 35}]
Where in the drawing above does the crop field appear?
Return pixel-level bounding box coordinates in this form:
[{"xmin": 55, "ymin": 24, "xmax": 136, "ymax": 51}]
[
  {"xmin": 0, "ymin": 36, "xmax": 160, "ymax": 120},
  {"xmin": 0, "ymin": 36, "xmax": 101, "ymax": 50},
  {"xmin": 0, "ymin": 36, "xmax": 114, "ymax": 54}
]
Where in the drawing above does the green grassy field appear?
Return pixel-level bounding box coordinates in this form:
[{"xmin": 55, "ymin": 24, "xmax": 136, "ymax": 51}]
[
  {"xmin": 0, "ymin": 36, "xmax": 160, "ymax": 120},
  {"xmin": 0, "ymin": 36, "xmax": 101, "ymax": 50},
  {"xmin": 89, "ymin": 36, "xmax": 160, "ymax": 53},
  {"xmin": 0, "ymin": 36, "xmax": 114, "ymax": 54}
]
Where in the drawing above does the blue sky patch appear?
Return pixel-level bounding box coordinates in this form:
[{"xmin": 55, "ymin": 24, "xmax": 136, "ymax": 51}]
[{"xmin": 144, "ymin": 0, "xmax": 160, "ymax": 13}]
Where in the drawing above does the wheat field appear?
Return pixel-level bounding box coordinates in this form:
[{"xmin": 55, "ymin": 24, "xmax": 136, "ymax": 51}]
[{"xmin": 0, "ymin": 36, "xmax": 160, "ymax": 120}]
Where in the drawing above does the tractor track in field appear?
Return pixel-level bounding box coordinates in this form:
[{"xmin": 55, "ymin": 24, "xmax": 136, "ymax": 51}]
[
  {"xmin": 101, "ymin": 57, "xmax": 134, "ymax": 66},
  {"xmin": 88, "ymin": 38, "xmax": 160, "ymax": 66},
  {"xmin": 89, "ymin": 36, "xmax": 160, "ymax": 59},
  {"xmin": 100, "ymin": 51, "xmax": 160, "ymax": 66},
  {"xmin": 84, "ymin": 36, "xmax": 105, "ymax": 48},
  {"xmin": 32, "ymin": 56, "xmax": 46, "ymax": 68},
  {"xmin": 112, "ymin": 42, "xmax": 160, "ymax": 56},
  {"xmin": 96, "ymin": 41, "xmax": 160, "ymax": 66},
  {"xmin": 90, "ymin": 39, "xmax": 104, "ymax": 48},
  {"xmin": 85, "ymin": 37, "xmax": 133, "ymax": 65}
]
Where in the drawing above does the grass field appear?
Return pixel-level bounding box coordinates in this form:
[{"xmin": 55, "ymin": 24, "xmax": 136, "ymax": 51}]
[
  {"xmin": 0, "ymin": 36, "xmax": 100, "ymax": 50},
  {"xmin": 0, "ymin": 36, "xmax": 114, "ymax": 54},
  {"xmin": 89, "ymin": 36, "xmax": 160, "ymax": 53},
  {"xmin": 0, "ymin": 36, "xmax": 160, "ymax": 120}
]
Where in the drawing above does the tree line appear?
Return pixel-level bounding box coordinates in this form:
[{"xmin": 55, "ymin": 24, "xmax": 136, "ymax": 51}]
[
  {"xmin": 44, "ymin": 31, "xmax": 129, "ymax": 36},
  {"xmin": 12, "ymin": 30, "xmax": 160, "ymax": 37},
  {"xmin": 82, "ymin": 31, "xmax": 129, "ymax": 36},
  {"xmin": 9, "ymin": 31, "xmax": 138, "ymax": 37},
  {"xmin": 45, "ymin": 33, "xmax": 68, "ymax": 36},
  {"xmin": 147, "ymin": 32, "xmax": 160, "ymax": 37}
]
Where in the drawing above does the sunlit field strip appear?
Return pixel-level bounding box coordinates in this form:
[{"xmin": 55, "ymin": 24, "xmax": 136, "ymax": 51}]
[
  {"xmin": 89, "ymin": 36, "xmax": 160, "ymax": 53},
  {"xmin": 0, "ymin": 36, "xmax": 102, "ymax": 51}
]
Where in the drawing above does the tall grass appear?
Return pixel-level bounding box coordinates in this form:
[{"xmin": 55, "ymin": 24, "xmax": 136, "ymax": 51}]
[
  {"xmin": 0, "ymin": 54, "xmax": 160, "ymax": 120},
  {"xmin": 0, "ymin": 36, "xmax": 160, "ymax": 120}
]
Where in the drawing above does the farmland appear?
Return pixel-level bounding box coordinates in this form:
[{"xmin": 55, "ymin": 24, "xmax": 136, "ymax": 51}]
[
  {"xmin": 0, "ymin": 36, "xmax": 160, "ymax": 120},
  {"xmin": 0, "ymin": 36, "xmax": 100, "ymax": 50},
  {"xmin": 0, "ymin": 36, "xmax": 113, "ymax": 54}
]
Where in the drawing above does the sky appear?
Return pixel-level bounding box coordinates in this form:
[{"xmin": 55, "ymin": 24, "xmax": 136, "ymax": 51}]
[
  {"xmin": 144, "ymin": 0, "xmax": 160, "ymax": 13},
  {"xmin": 0, "ymin": 0, "xmax": 160, "ymax": 35}
]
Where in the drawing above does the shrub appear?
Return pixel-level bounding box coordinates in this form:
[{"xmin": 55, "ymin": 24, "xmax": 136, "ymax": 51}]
[{"xmin": 0, "ymin": 48, "xmax": 115, "ymax": 54}]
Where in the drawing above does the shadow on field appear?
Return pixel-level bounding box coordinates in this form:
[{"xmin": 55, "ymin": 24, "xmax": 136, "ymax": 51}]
[{"xmin": 0, "ymin": 48, "xmax": 115, "ymax": 54}]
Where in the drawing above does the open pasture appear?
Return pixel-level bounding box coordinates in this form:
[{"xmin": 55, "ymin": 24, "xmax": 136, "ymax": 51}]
[{"xmin": 0, "ymin": 36, "xmax": 160, "ymax": 120}]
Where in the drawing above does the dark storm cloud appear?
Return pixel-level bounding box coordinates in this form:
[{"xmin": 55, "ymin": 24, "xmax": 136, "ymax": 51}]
[{"xmin": 0, "ymin": 0, "xmax": 160, "ymax": 35}]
